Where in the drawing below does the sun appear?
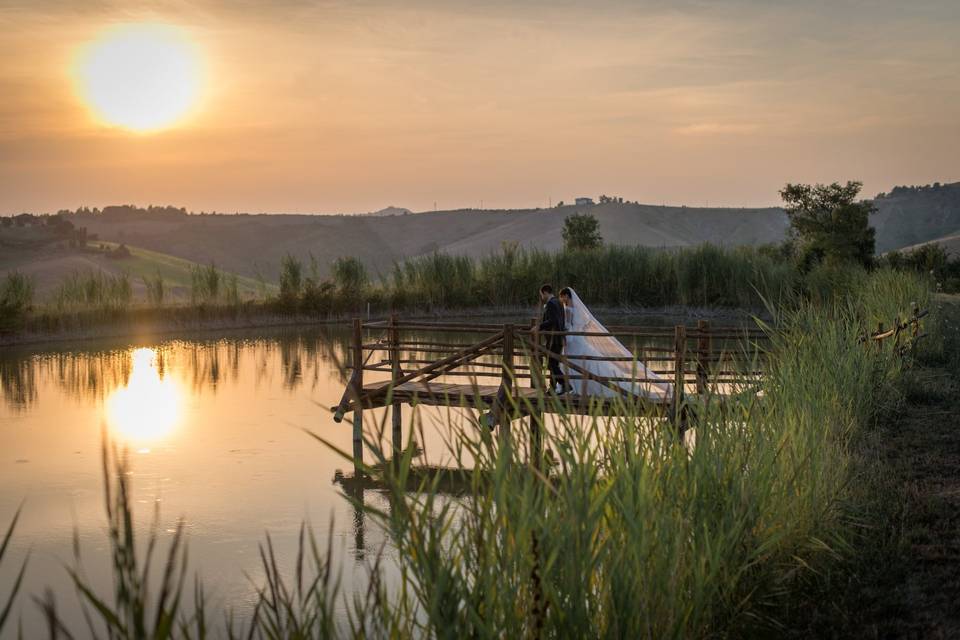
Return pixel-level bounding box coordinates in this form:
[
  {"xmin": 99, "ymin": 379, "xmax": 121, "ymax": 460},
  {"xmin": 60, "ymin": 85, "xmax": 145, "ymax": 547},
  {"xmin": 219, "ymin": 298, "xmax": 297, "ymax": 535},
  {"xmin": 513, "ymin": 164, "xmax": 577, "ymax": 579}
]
[
  {"xmin": 75, "ymin": 23, "xmax": 204, "ymax": 132},
  {"xmin": 106, "ymin": 348, "xmax": 183, "ymax": 446}
]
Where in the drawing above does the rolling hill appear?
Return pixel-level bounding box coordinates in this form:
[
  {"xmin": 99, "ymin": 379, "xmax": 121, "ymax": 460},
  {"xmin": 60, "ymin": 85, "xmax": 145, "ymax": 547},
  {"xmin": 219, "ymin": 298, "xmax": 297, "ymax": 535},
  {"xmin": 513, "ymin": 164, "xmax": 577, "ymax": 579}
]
[
  {"xmin": 871, "ymin": 183, "xmax": 960, "ymax": 252},
  {"xmin": 64, "ymin": 203, "xmax": 791, "ymax": 283},
  {"xmin": 0, "ymin": 240, "xmax": 267, "ymax": 302},
  {"xmin": 895, "ymin": 233, "xmax": 960, "ymax": 258},
  {"xmin": 4, "ymin": 181, "xmax": 958, "ymax": 299}
]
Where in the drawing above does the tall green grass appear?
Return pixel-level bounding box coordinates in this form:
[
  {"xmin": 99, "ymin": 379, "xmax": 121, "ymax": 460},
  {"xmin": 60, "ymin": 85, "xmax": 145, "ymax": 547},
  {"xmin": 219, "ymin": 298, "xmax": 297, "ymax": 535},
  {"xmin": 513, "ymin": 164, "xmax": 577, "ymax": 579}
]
[
  {"xmin": 189, "ymin": 262, "xmax": 242, "ymax": 308},
  {"xmin": 272, "ymin": 244, "xmax": 800, "ymax": 315},
  {"xmin": 23, "ymin": 243, "xmax": 803, "ymax": 321},
  {"xmin": 54, "ymin": 270, "xmax": 132, "ymax": 312},
  {"xmin": 0, "ymin": 505, "xmax": 27, "ymax": 633},
  {"xmin": 388, "ymin": 244, "xmax": 797, "ymax": 311},
  {"xmin": 143, "ymin": 270, "xmax": 165, "ymax": 307},
  {"xmin": 0, "ymin": 271, "xmax": 34, "ymax": 331},
  {"xmin": 312, "ymin": 267, "xmax": 934, "ymax": 637},
  {"xmin": 2, "ymin": 268, "xmax": 938, "ymax": 636}
]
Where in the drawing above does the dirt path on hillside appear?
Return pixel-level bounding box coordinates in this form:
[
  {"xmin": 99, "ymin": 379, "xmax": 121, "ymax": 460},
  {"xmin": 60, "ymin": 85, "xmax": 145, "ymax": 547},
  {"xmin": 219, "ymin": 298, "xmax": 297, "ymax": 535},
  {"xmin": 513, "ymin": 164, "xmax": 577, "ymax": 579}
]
[
  {"xmin": 786, "ymin": 301, "xmax": 960, "ymax": 639},
  {"xmin": 862, "ymin": 363, "xmax": 960, "ymax": 639}
]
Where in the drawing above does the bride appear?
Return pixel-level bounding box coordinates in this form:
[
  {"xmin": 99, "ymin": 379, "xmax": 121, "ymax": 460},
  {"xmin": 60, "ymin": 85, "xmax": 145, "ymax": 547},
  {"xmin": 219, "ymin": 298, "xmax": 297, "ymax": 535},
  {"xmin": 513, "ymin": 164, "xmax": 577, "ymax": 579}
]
[{"xmin": 558, "ymin": 287, "xmax": 672, "ymax": 401}]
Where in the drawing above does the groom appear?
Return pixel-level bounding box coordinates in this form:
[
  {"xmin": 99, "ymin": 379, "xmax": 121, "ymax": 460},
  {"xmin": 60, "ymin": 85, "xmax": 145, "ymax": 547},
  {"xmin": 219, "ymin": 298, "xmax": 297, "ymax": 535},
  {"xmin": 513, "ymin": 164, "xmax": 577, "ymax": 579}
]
[{"xmin": 538, "ymin": 284, "xmax": 570, "ymax": 394}]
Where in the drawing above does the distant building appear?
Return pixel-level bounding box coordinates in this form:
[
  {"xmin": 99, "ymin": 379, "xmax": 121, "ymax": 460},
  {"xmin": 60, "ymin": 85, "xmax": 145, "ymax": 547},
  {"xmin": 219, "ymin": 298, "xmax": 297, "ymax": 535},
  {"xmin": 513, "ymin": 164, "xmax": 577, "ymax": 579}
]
[{"xmin": 575, "ymin": 197, "xmax": 594, "ymax": 206}]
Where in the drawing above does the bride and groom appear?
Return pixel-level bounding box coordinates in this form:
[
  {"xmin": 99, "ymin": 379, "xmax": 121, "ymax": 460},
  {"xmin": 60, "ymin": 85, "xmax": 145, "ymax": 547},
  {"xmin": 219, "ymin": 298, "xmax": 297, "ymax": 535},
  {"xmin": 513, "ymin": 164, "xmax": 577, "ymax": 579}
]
[
  {"xmin": 537, "ymin": 283, "xmax": 671, "ymax": 401},
  {"xmin": 480, "ymin": 284, "xmax": 670, "ymax": 429}
]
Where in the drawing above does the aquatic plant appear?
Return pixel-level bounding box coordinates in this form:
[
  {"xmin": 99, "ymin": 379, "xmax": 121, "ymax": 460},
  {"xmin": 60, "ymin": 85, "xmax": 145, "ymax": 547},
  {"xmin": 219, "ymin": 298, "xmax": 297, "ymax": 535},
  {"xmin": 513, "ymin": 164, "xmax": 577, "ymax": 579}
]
[
  {"xmin": 143, "ymin": 270, "xmax": 165, "ymax": 307},
  {"xmin": 54, "ymin": 270, "xmax": 132, "ymax": 311},
  {"xmin": 0, "ymin": 271, "xmax": 34, "ymax": 331},
  {"xmin": 0, "ymin": 505, "xmax": 27, "ymax": 633}
]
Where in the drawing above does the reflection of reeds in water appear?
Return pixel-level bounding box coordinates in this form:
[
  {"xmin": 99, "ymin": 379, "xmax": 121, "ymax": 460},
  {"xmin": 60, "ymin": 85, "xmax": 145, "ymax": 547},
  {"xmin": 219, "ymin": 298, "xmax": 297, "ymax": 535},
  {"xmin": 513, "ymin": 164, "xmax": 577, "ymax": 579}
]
[
  {"xmin": 0, "ymin": 328, "xmax": 354, "ymax": 411},
  {"xmin": 0, "ymin": 357, "xmax": 38, "ymax": 411}
]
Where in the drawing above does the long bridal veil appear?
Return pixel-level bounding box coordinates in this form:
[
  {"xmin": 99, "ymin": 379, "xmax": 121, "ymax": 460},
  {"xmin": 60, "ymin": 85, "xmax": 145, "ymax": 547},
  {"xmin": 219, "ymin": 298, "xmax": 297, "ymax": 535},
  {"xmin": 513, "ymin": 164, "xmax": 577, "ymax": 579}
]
[{"xmin": 564, "ymin": 289, "xmax": 672, "ymax": 400}]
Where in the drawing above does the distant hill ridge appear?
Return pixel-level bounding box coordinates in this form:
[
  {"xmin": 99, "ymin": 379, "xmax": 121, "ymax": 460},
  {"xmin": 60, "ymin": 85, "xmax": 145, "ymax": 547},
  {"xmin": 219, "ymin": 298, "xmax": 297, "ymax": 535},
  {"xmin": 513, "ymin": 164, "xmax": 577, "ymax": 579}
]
[
  {"xmin": 870, "ymin": 182, "xmax": 960, "ymax": 252},
  {"xmin": 7, "ymin": 181, "xmax": 958, "ymax": 282}
]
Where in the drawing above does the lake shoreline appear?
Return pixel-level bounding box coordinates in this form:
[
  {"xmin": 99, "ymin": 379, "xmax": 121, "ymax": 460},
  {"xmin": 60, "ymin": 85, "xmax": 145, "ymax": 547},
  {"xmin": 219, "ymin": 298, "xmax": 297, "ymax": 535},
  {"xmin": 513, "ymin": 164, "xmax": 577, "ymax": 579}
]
[{"xmin": 0, "ymin": 303, "xmax": 767, "ymax": 349}]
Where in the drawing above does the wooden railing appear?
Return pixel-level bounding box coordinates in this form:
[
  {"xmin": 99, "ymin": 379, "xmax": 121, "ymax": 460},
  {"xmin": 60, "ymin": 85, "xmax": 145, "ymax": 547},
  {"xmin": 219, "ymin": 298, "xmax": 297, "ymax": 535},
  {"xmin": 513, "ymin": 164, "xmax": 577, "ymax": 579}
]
[
  {"xmin": 333, "ymin": 305, "xmax": 930, "ymax": 468},
  {"xmin": 858, "ymin": 303, "xmax": 929, "ymax": 354},
  {"xmin": 332, "ymin": 315, "xmax": 769, "ymax": 461}
]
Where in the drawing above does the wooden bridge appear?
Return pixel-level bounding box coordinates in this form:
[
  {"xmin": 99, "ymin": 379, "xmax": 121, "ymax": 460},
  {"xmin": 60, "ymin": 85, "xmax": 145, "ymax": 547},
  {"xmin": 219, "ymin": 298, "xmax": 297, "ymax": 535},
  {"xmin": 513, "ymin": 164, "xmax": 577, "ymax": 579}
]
[
  {"xmin": 327, "ymin": 305, "xmax": 929, "ymax": 559},
  {"xmin": 331, "ymin": 305, "xmax": 929, "ymax": 470},
  {"xmin": 331, "ymin": 316, "xmax": 769, "ymax": 466}
]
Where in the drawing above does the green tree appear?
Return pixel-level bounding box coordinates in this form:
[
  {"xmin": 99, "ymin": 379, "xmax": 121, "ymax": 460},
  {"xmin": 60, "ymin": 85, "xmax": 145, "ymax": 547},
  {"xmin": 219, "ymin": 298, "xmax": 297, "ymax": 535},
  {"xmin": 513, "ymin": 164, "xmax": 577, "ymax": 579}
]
[
  {"xmin": 779, "ymin": 181, "xmax": 876, "ymax": 268},
  {"xmin": 562, "ymin": 213, "xmax": 603, "ymax": 251}
]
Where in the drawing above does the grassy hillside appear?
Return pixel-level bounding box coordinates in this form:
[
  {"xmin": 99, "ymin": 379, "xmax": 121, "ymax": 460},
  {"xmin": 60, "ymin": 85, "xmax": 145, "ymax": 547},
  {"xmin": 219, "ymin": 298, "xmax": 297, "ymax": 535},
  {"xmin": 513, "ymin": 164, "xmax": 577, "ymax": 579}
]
[
  {"xmin": 0, "ymin": 239, "xmax": 267, "ymax": 302},
  {"xmin": 897, "ymin": 233, "xmax": 960, "ymax": 258},
  {"xmin": 872, "ymin": 182, "xmax": 960, "ymax": 252},
  {"xmin": 11, "ymin": 181, "xmax": 958, "ymax": 286},
  {"xmin": 71, "ymin": 203, "xmax": 790, "ymax": 282}
]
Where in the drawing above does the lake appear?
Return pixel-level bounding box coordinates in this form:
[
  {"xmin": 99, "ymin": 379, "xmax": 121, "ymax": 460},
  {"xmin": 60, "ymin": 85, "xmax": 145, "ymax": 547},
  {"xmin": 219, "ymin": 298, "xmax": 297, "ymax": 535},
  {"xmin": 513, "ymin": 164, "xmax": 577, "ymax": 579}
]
[
  {"xmin": 0, "ymin": 325, "xmax": 479, "ymax": 635},
  {"xmin": 0, "ymin": 316, "xmax": 750, "ymax": 634}
]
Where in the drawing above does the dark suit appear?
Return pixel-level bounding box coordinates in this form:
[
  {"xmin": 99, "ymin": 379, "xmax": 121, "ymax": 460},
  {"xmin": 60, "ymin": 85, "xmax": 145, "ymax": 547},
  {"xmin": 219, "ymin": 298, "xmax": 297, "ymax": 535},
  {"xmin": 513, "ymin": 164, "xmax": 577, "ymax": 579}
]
[{"xmin": 539, "ymin": 296, "xmax": 567, "ymax": 391}]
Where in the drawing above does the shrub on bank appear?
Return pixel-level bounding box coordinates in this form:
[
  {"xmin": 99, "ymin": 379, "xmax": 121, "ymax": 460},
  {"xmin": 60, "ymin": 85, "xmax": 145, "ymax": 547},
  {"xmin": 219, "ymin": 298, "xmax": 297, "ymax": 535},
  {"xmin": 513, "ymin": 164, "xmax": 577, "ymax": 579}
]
[
  {"xmin": 0, "ymin": 271, "xmax": 34, "ymax": 331},
  {"xmin": 54, "ymin": 270, "xmax": 131, "ymax": 312}
]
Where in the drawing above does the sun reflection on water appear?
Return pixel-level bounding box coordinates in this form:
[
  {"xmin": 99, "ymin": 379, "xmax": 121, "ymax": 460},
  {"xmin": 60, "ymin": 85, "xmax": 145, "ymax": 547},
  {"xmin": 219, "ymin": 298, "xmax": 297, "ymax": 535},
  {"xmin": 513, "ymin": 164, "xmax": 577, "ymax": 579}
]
[{"xmin": 106, "ymin": 348, "xmax": 182, "ymax": 447}]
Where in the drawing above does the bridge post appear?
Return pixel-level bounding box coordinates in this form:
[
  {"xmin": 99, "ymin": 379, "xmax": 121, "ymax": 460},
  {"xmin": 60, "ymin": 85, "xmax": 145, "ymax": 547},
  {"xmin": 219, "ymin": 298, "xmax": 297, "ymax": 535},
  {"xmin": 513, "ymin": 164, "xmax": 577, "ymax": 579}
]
[
  {"xmin": 696, "ymin": 320, "xmax": 710, "ymax": 396},
  {"xmin": 530, "ymin": 316, "xmax": 545, "ymax": 391},
  {"xmin": 672, "ymin": 325, "xmax": 688, "ymax": 438},
  {"xmin": 499, "ymin": 323, "xmax": 515, "ymax": 445},
  {"xmin": 529, "ymin": 317, "xmax": 543, "ymax": 464},
  {"xmin": 390, "ymin": 313, "xmax": 402, "ymax": 460},
  {"xmin": 351, "ymin": 317, "xmax": 364, "ymax": 469}
]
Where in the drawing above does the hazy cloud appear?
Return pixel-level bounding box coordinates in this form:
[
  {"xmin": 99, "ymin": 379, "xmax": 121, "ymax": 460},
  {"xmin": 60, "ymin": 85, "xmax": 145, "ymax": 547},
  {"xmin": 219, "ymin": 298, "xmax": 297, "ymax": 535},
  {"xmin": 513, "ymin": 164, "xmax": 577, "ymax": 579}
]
[{"xmin": 0, "ymin": 0, "xmax": 958, "ymax": 212}]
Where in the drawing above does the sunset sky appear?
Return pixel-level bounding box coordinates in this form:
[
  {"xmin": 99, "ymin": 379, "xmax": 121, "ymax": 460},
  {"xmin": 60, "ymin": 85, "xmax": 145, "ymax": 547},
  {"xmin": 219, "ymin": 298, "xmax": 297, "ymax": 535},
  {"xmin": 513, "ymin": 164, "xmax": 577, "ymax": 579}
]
[{"xmin": 1, "ymin": 0, "xmax": 958, "ymax": 215}]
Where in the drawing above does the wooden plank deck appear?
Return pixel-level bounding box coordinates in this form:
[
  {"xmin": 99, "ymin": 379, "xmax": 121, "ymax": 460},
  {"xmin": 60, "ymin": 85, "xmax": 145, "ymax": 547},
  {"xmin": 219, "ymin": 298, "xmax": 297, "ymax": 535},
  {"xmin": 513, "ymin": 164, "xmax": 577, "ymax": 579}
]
[{"xmin": 360, "ymin": 379, "xmax": 672, "ymax": 415}]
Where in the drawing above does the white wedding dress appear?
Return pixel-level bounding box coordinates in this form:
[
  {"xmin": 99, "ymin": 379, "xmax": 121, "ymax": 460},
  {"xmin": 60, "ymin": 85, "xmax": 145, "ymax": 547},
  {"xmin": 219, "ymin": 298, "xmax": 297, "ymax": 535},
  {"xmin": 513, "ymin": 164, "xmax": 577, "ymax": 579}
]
[{"xmin": 562, "ymin": 289, "xmax": 673, "ymax": 401}]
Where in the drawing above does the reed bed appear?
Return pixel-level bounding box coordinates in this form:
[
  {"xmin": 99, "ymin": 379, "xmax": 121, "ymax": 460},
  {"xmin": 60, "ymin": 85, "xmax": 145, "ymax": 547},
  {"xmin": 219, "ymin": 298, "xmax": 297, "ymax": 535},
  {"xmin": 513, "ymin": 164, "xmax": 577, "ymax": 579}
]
[
  {"xmin": 332, "ymin": 273, "xmax": 926, "ymax": 637},
  {"xmin": 388, "ymin": 244, "xmax": 797, "ymax": 311},
  {"xmin": 0, "ymin": 268, "xmax": 939, "ymax": 637},
  {"xmin": 0, "ymin": 271, "xmax": 34, "ymax": 331},
  {"xmin": 189, "ymin": 262, "xmax": 241, "ymax": 307},
  {"xmin": 143, "ymin": 270, "xmax": 165, "ymax": 307},
  {"xmin": 53, "ymin": 269, "xmax": 132, "ymax": 312}
]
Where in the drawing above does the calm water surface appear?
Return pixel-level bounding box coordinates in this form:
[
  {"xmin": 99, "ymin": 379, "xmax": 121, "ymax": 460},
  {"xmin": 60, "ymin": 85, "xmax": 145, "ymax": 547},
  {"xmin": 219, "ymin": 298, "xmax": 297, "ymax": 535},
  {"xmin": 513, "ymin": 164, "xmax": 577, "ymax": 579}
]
[
  {"xmin": 0, "ymin": 316, "xmax": 740, "ymax": 634},
  {"xmin": 0, "ymin": 325, "xmax": 474, "ymax": 635}
]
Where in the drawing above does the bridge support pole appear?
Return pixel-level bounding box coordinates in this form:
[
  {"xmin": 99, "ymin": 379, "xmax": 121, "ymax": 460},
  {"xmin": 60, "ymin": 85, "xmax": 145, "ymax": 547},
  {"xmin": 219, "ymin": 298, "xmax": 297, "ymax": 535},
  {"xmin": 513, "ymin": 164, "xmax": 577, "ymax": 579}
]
[
  {"xmin": 529, "ymin": 317, "xmax": 543, "ymax": 466},
  {"xmin": 672, "ymin": 325, "xmax": 688, "ymax": 439},
  {"xmin": 351, "ymin": 317, "xmax": 364, "ymax": 471},
  {"xmin": 696, "ymin": 320, "xmax": 710, "ymax": 396},
  {"xmin": 390, "ymin": 313, "xmax": 402, "ymax": 461},
  {"xmin": 499, "ymin": 324, "xmax": 515, "ymax": 448}
]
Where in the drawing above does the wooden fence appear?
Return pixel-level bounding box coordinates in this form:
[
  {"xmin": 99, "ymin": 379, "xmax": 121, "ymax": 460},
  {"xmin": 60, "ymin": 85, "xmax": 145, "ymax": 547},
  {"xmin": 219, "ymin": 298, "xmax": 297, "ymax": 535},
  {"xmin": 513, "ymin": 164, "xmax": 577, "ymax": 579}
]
[{"xmin": 332, "ymin": 316, "xmax": 769, "ymax": 465}]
